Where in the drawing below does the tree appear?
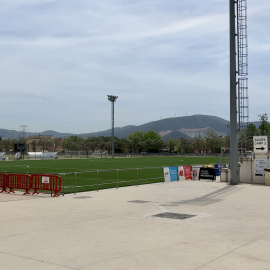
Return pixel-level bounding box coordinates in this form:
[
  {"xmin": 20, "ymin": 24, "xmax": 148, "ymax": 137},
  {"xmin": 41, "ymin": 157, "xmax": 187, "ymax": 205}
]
[
  {"xmin": 258, "ymin": 113, "xmax": 270, "ymax": 136},
  {"xmin": 127, "ymin": 131, "xmax": 144, "ymax": 152},
  {"xmin": 37, "ymin": 139, "xmax": 54, "ymax": 151},
  {"xmin": 193, "ymin": 134, "xmax": 205, "ymax": 153},
  {"xmin": 142, "ymin": 131, "xmax": 164, "ymax": 153},
  {"xmin": 238, "ymin": 123, "xmax": 258, "ymax": 151},
  {"xmin": 222, "ymin": 135, "xmax": 230, "ymax": 149},
  {"xmin": 31, "ymin": 140, "xmax": 37, "ymax": 152},
  {"xmin": 127, "ymin": 131, "xmax": 165, "ymax": 153},
  {"xmin": 167, "ymin": 138, "xmax": 178, "ymax": 153},
  {"xmin": 85, "ymin": 137, "xmax": 99, "ymax": 153},
  {"xmin": 1, "ymin": 139, "xmax": 14, "ymax": 152},
  {"xmin": 62, "ymin": 136, "xmax": 84, "ymax": 151},
  {"xmin": 114, "ymin": 137, "xmax": 129, "ymax": 153},
  {"xmin": 178, "ymin": 138, "xmax": 194, "ymax": 154},
  {"xmin": 246, "ymin": 123, "xmax": 259, "ymax": 138},
  {"xmin": 98, "ymin": 136, "xmax": 111, "ymax": 152},
  {"xmin": 205, "ymin": 129, "xmax": 221, "ymax": 153},
  {"xmin": 53, "ymin": 138, "xmax": 63, "ymax": 152}
]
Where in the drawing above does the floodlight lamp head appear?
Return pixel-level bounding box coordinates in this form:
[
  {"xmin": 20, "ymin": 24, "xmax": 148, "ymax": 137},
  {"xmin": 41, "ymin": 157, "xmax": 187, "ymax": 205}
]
[{"xmin": 107, "ymin": 95, "xmax": 118, "ymax": 102}]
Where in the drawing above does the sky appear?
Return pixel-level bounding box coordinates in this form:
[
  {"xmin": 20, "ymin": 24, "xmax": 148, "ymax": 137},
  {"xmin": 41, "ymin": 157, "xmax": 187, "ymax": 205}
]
[{"xmin": 0, "ymin": 0, "xmax": 270, "ymax": 134}]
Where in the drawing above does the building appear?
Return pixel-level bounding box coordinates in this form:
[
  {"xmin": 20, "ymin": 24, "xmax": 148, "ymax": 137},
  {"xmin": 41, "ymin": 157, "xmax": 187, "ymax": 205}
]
[{"xmin": 26, "ymin": 135, "xmax": 55, "ymax": 152}]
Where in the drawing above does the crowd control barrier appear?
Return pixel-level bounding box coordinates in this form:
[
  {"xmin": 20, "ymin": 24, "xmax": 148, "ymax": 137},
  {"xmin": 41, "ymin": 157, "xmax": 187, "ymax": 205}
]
[
  {"xmin": 31, "ymin": 174, "xmax": 62, "ymax": 197},
  {"xmin": 0, "ymin": 173, "xmax": 7, "ymax": 193},
  {"xmin": 7, "ymin": 174, "xmax": 32, "ymax": 195}
]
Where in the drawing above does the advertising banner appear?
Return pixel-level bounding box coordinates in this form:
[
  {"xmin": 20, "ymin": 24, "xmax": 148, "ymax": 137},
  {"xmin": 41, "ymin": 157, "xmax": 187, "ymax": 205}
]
[
  {"xmin": 183, "ymin": 166, "xmax": 192, "ymax": 180},
  {"xmin": 163, "ymin": 167, "xmax": 171, "ymax": 182},
  {"xmin": 169, "ymin": 166, "xmax": 178, "ymax": 181},
  {"xmin": 178, "ymin": 166, "xmax": 192, "ymax": 180},
  {"xmin": 178, "ymin": 166, "xmax": 185, "ymax": 180},
  {"xmin": 191, "ymin": 166, "xmax": 201, "ymax": 180},
  {"xmin": 199, "ymin": 168, "xmax": 216, "ymax": 181},
  {"xmin": 163, "ymin": 166, "xmax": 178, "ymax": 182}
]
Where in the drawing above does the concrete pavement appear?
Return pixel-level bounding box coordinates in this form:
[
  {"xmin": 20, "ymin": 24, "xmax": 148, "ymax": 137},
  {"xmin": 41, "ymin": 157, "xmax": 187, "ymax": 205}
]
[{"xmin": 1, "ymin": 179, "xmax": 270, "ymax": 270}]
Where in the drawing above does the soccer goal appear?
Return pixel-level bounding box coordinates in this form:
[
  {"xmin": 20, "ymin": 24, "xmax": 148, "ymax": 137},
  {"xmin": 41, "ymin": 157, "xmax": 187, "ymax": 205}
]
[{"xmin": 90, "ymin": 151, "xmax": 108, "ymax": 159}]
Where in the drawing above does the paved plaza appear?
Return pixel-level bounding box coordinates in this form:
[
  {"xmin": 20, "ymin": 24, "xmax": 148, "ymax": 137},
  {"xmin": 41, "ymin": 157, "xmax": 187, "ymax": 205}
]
[{"xmin": 1, "ymin": 179, "xmax": 270, "ymax": 270}]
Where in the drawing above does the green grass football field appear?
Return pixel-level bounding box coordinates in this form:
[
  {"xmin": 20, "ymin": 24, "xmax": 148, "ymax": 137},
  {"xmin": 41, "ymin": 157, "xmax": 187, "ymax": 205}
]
[{"xmin": 0, "ymin": 156, "xmax": 226, "ymax": 194}]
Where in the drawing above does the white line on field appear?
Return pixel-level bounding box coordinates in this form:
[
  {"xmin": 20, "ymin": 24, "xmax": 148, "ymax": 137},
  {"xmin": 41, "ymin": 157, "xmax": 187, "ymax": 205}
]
[
  {"xmin": 144, "ymin": 203, "xmax": 171, "ymax": 218},
  {"xmin": 153, "ymin": 202, "xmax": 171, "ymax": 213}
]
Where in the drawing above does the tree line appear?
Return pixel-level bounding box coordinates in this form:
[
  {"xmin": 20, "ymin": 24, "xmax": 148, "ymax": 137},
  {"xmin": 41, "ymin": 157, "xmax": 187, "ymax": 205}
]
[{"xmin": 0, "ymin": 114, "xmax": 269, "ymax": 154}]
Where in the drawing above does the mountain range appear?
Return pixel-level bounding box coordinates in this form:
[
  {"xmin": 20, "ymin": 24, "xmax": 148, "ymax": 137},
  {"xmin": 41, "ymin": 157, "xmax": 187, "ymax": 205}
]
[{"xmin": 0, "ymin": 115, "xmax": 258, "ymax": 140}]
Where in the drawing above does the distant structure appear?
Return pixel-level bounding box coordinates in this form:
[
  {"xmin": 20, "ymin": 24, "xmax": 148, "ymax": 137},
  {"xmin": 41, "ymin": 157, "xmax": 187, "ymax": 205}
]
[
  {"xmin": 27, "ymin": 135, "xmax": 55, "ymax": 152},
  {"xmin": 107, "ymin": 95, "xmax": 118, "ymax": 158},
  {"xmin": 20, "ymin": 125, "xmax": 28, "ymax": 138},
  {"xmin": 230, "ymin": 0, "xmax": 248, "ymax": 185}
]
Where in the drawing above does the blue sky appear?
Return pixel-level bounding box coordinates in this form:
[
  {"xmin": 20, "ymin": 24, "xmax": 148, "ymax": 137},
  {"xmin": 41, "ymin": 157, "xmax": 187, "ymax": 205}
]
[{"xmin": 0, "ymin": 0, "xmax": 270, "ymax": 133}]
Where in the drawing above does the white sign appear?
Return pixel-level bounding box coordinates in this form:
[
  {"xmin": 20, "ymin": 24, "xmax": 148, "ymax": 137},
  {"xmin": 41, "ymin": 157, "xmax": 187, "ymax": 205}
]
[
  {"xmin": 253, "ymin": 136, "xmax": 268, "ymax": 155},
  {"xmin": 163, "ymin": 167, "xmax": 171, "ymax": 182},
  {"xmin": 178, "ymin": 166, "xmax": 185, "ymax": 180},
  {"xmin": 255, "ymin": 159, "xmax": 268, "ymax": 176},
  {"xmin": 42, "ymin": 176, "xmax": 50, "ymax": 184},
  {"xmin": 192, "ymin": 166, "xmax": 201, "ymax": 180}
]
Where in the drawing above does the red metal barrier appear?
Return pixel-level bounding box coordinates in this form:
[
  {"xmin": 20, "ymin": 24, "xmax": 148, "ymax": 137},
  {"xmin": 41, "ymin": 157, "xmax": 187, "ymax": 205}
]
[
  {"xmin": 7, "ymin": 174, "xmax": 32, "ymax": 195},
  {"xmin": 31, "ymin": 174, "xmax": 62, "ymax": 197},
  {"xmin": 0, "ymin": 173, "xmax": 7, "ymax": 193}
]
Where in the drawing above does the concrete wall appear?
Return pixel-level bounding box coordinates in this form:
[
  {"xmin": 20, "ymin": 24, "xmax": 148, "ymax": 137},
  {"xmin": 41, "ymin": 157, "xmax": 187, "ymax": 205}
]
[
  {"xmin": 239, "ymin": 157, "xmax": 254, "ymax": 184},
  {"xmin": 220, "ymin": 168, "xmax": 229, "ymax": 182},
  {"xmin": 221, "ymin": 155, "xmax": 270, "ymax": 184}
]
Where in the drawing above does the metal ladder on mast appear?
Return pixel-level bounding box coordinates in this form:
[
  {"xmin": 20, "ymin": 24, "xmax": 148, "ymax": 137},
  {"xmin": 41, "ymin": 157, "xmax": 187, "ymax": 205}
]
[{"xmin": 237, "ymin": 0, "xmax": 249, "ymax": 131}]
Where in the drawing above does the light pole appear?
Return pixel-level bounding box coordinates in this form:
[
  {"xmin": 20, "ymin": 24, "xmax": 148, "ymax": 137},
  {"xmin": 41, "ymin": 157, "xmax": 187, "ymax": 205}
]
[
  {"xmin": 229, "ymin": 0, "xmax": 239, "ymax": 185},
  {"xmin": 107, "ymin": 95, "xmax": 118, "ymax": 158}
]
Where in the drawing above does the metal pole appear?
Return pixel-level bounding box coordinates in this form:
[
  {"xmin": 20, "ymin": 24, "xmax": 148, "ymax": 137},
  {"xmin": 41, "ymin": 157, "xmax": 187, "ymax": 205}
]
[
  {"xmin": 74, "ymin": 172, "xmax": 77, "ymax": 195},
  {"xmin": 163, "ymin": 168, "xmax": 165, "ymax": 183},
  {"xmin": 62, "ymin": 174, "xmax": 65, "ymax": 196},
  {"xmin": 117, "ymin": 169, "xmax": 118, "ymax": 189},
  {"xmin": 137, "ymin": 168, "xmax": 139, "ymax": 186},
  {"xmin": 97, "ymin": 170, "xmax": 99, "ymax": 192},
  {"xmin": 107, "ymin": 95, "xmax": 118, "ymax": 158},
  {"xmin": 112, "ymin": 101, "xmax": 115, "ymax": 158},
  {"xmin": 230, "ymin": 0, "xmax": 239, "ymax": 185}
]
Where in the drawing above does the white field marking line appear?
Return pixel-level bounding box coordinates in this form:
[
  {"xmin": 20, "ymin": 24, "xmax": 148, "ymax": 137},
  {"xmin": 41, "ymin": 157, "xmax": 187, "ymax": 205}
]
[
  {"xmin": 145, "ymin": 202, "xmax": 172, "ymax": 218},
  {"xmin": 153, "ymin": 202, "xmax": 171, "ymax": 213},
  {"xmin": 0, "ymin": 165, "xmax": 30, "ymax": 168},
  {"xmin": 194, "ymin": 212, "xmax": 211, "ymax": 219}
]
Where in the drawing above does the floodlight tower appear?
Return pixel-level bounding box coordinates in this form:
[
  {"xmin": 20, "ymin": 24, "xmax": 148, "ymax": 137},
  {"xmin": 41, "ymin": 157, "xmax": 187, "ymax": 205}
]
[
  {"xmin": 107, "ymin": 95, "xmax": 118, "ymax": 158},
  {"xmin": 20, "ymin": 125, "xmax": 28, "ymax": 138},
  {"xmin": 229, "ymin": 0, "xmax": 248, "ymax": 185},
  {"xmin": 230, "ymin": 0, "xmax": 239, "ymax": 185}
]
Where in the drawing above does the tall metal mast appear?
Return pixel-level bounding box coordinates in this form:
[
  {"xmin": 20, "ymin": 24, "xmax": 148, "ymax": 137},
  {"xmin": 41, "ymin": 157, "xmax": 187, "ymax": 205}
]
[
  {"xmin": 229, "ymin": 0, "xmax": 239, "ymax": 185},
  {"xmin": 20, "ymin": 125, "xmax": 28, "ymax": 138},
  {"xmin": 107, "ymin": 95, "xmax": 118, "ymax": 158},
  {"xmin": 229, "ymin": 0, "xmax": 248, "ymax": 185}
]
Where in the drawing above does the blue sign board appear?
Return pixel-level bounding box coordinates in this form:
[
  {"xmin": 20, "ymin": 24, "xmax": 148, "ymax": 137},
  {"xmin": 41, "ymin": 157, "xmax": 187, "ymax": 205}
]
[{"xmin": 169, "ymin": 166, "xmax": 178, "ymax": 181}]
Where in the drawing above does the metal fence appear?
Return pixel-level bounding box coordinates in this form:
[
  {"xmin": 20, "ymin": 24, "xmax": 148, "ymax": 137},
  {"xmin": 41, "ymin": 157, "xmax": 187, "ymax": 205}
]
[
  {"xmin": 59, "ymin": 167, "xmax": 164, "ymax": 195},
  {"xmin": 2, "ymin": 151, "xmax": 109, "ymax": 160}
]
